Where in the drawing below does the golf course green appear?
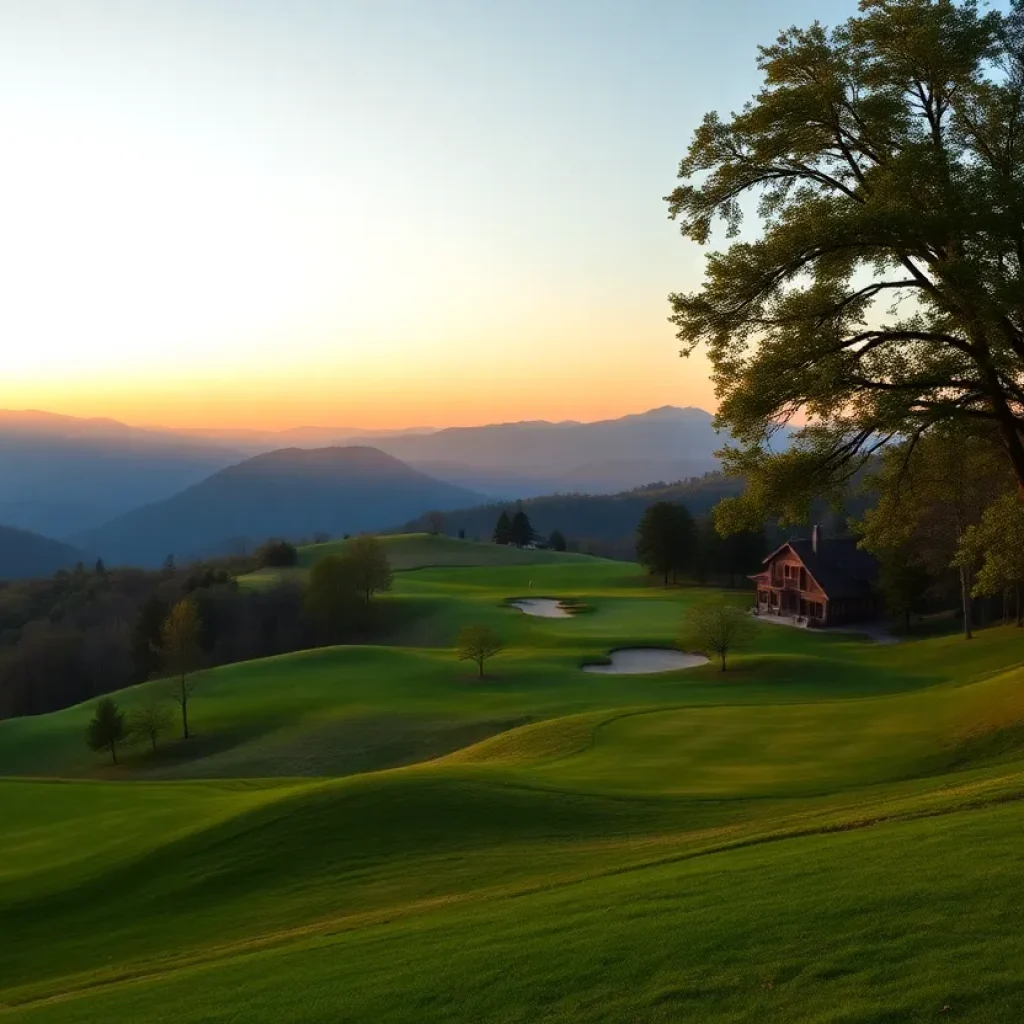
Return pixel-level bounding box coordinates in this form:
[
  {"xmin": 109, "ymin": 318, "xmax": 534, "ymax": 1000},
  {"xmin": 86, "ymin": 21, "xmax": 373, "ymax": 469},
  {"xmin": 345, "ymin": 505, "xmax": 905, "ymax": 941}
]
[{"xmin": 4, "ymin": 533, "xmax": 1024, "ymax": 1022}]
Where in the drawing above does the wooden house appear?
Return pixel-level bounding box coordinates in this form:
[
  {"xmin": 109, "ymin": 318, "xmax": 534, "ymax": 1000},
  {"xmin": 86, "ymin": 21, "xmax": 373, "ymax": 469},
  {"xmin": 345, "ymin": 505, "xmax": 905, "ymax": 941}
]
[{"xmin": 750, "ymin": 526, "xmax": 881, "ymax": 627}]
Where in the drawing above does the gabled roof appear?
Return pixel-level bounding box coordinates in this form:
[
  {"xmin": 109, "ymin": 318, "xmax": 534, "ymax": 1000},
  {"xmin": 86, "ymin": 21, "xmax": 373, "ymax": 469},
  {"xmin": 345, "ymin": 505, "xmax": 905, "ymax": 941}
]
[{"xmin": 763, "ymin": 537, "xmax": 879, "ymax": 600}]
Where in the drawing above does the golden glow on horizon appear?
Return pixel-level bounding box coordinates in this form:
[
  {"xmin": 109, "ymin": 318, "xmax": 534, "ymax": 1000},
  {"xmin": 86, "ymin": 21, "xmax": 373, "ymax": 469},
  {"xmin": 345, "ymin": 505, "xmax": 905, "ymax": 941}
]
[{"xmin": 0, "ymin": 1, "xmax": 725, "ymax": 432}]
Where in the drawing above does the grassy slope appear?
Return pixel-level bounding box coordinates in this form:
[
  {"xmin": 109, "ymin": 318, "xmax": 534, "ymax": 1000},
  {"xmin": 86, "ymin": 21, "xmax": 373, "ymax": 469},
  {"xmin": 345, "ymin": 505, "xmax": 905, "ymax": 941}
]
[{"xmin": 5, "ymin": 535, "xmax": 1024, "ymax": 1021}]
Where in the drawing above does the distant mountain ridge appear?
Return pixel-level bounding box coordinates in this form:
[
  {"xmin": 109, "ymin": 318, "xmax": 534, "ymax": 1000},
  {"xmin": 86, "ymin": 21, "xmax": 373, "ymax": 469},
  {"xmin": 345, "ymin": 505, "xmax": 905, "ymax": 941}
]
[
  {"xmin": 74, "ymin": 446, "xmax": 488, "ymax": 567},
  {"xmin": 0, "ymin": 525, "xmax": 84, "ymax": 581},
  {"xmin": 0, "ymin": 405, "xmax": 748, "ymax": 539}
]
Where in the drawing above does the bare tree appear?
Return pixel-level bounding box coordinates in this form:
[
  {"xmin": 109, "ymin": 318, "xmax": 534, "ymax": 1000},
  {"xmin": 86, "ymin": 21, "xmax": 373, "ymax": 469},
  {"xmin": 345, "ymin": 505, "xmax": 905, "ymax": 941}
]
[{"xmin": 128, "ymin": 696, "xmax": 174, "ymax": 752}]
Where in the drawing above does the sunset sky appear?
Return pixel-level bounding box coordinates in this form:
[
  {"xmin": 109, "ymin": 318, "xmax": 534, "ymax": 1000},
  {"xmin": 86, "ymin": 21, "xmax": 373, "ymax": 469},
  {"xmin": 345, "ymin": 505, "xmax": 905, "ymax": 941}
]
[{"xmin": 0, "ymin": 0, "xmax": 845, "ymax": 430}]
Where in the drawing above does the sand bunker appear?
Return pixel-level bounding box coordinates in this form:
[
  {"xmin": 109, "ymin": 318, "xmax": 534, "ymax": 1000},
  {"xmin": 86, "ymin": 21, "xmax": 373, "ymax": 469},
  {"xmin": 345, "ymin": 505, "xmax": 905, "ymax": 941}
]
[
  {"xmin": 583, "ymin": 648, "xmax": 709, "ymax": 675},
  {"xmin": 508, "ymin": 598, "xmax": 573, "ymax": 619}
]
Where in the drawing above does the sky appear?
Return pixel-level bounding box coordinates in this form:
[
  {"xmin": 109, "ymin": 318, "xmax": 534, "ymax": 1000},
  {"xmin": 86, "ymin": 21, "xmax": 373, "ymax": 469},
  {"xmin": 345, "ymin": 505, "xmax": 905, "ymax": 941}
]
[{"xmin": 0, "ymin": 0, "xmax": 851, "ymax": 430}]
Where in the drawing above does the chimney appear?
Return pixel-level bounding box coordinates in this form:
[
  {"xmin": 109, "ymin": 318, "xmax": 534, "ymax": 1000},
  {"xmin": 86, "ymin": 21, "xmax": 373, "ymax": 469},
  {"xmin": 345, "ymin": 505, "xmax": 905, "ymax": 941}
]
[{"xmin": 811, "ymin": 523, "xmax": 820, "ymax": 554}]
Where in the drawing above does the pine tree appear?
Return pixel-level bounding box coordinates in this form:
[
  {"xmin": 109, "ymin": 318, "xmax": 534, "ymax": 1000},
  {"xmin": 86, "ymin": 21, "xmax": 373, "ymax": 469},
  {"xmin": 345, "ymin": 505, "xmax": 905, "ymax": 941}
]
[
  {"xmin": 511, "ymin": 510, "xmax": 535, "ymax": 549},
  {"xmin": 86, "ymin": 697, "xmax": 127, "ymax": 764},
  {"xmin": 493, "ymin": 510, "xmax": 513, "ymax": 545},
  {"xmin": 548, "ymin": 529, "xmax": 567, "ymax": 552},
  {"xmin": 636, "ymin": 502, "xmax": 695, "ymax": 585}
]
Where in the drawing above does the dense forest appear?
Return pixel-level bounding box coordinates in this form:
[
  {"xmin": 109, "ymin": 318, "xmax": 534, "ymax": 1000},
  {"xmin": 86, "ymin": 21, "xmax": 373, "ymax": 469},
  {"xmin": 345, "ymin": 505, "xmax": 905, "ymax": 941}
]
[{"xmin": 404, "ymin": 474, "xmax": 748, "ymax": 559}]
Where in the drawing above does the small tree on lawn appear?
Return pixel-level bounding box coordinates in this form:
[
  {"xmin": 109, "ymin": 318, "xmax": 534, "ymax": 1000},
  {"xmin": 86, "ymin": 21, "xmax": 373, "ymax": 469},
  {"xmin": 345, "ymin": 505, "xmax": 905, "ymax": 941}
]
[
  {"xmin": 456, "ymin": 625, "xmax": 503, "ymax": 678},
  {"xmin": 548, "ymin": 529, "xmax": 567, "ymax": 552},
  {"xmin": 493, "ymin": 510, "xmax": 513, "ymax": 545},
  {"xmin": 160, "ymin": 597, "xmax": 203, "ymax": 739},
  {"xmin": 128, "ymin": 696, "xmax": 174, "ymax": 753},
  {"xmin": 680, "ymin": 598, "xmax": 755, "ymax": 672},
  {"xmin": 86, "ymin": 696, "xmax": 127, "ymax": 764}
]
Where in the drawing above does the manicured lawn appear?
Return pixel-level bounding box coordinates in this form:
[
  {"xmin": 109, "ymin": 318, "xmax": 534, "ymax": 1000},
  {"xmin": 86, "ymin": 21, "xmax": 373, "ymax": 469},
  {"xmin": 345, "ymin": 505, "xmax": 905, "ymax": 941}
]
[{"xmin": 4, "ymin": 538, "xmax": 1024, "ymax": 1021}]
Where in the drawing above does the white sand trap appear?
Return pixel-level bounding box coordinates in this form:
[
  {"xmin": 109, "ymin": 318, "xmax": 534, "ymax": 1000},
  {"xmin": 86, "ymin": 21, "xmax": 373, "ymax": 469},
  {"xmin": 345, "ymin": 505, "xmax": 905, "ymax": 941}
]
[
  {"xmin": 583, "ymin": 648, "xmax": 709, "ymax": 675},
  {"xmin": 509, "ymin": 598, "xmax": 573, "ymax": 619}
]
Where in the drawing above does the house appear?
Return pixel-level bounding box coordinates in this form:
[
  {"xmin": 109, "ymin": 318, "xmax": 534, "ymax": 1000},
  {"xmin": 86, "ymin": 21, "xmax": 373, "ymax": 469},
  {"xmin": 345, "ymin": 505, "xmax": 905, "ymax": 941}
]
[{"xmin": 750, "ymin": 526, "xmax": 881, "ymax": 627}]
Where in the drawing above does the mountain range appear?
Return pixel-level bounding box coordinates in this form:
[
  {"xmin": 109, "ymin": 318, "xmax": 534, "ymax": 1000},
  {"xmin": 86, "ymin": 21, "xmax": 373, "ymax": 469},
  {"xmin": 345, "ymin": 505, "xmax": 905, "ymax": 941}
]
[
  {"xmin": 0, "ymin": 406, "xmax": 734, "ymax": 541},
  {"xmin": 73, "ymin": 446, "xmax": 487, "ymax": 567}
]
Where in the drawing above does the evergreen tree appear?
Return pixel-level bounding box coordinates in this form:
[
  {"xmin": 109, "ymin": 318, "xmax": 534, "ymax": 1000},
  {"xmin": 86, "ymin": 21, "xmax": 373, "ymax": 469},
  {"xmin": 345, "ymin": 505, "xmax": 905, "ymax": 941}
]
[
  {"xmin": 636, "ymin": 502, "xmax": 695, "ymax": 585},
  {"xmin": 877, "ymin": 545, "xmax": 932, "ymax": 632},
  {"xmin": 548, "ymin": 529, "xmax": 567, "ymax": 552},
  {"xmin": 86, "ymin": 696, "xmax": 127, "ymax": 764},
  {"xmin": 493, "ymin": 510, "xmax": 513, "ymax": 545},
  {"xmin": 511, "ymin": 510, "xmax": 535, "ymax": 549}
]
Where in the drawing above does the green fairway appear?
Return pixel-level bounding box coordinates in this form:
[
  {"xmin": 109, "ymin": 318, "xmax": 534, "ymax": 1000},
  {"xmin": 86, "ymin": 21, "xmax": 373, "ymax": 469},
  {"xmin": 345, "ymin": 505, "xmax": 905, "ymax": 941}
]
[{"xmin": 4, "ymin": 536, "xmax": 1024, "ymax": 1022}]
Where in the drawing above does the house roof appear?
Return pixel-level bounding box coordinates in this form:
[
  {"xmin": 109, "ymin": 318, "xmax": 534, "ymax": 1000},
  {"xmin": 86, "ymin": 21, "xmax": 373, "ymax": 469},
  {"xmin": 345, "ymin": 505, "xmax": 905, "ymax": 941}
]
[{"xmin": 763, "ymin": 537, "xmax": 879, "ymax": 600}]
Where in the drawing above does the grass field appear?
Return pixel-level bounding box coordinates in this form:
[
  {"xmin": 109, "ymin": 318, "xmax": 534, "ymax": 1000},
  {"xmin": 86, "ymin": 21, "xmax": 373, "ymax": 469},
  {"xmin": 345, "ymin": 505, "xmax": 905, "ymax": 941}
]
[{"xmin": 4, "ymin": 533, "xmax": 1024, "ymax": 1022}]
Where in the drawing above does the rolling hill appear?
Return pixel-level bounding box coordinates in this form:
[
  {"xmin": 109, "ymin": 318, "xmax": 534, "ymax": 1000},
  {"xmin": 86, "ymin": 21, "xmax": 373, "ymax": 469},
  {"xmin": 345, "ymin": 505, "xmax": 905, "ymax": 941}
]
[
  {"xmin": 0, "ymin": 410, "xmax": 242, "ymax": 536},
  {"xmin": 0, "ymin": 524, "xmax": 83, "ymax": 580},
  {"xmin": 6, "ymin": 547, "xmax": 1024, "ymax": 1021},
  {"xmin": 74, "ymin": 447, "xmax": 488, "ymax": 567}
]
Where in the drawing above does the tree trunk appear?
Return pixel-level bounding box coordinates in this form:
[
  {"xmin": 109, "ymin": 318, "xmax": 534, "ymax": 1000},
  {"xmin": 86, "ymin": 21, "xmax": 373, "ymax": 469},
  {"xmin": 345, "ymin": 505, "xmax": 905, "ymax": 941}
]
[
  {"xmin": 110, "ymin": 743, "xmax": 117, "ymax": 765},
  {"xmin": 905, "ymin": 608, "xmax": 910, "ymax": 632},
  {"xmin": 478, "ymin": 658, "xmax": 484, "ymax": 679},
  {"xmin": 151, "ymin": 734, "xmax": 157, "ymax": 752},
  {"xmin": 960, "ymin": 566, "xmax": 974, "ymax": 640},
  {"xmin": 1004, "ymin": 588, "xmax": 1011, "ymax": 624},
  {"xmin": 720, "ymin": 651, "xmax": 726, "ymax": 672},
  {"xmin": 1017, "ymin": 583, "xmax": 1022, "ymax": 628},
  {"xmin": 181, "ymin": 678, "xmax": 190, "ymax": 739}
]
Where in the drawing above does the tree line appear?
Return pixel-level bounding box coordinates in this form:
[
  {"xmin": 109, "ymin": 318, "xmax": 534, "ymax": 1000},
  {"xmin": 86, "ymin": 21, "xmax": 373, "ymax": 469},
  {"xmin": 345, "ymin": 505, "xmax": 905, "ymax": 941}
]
[
  {"xmin": 856, "ymin": 425, "xmax": 1024, "ymax": 637},
  {"xmin": 1, "ymin": 535, "xmax": 395, "ymax": 722},
  {"xmin": 635, "ymin": 501, "xmax": 766, "ymax": 587}
]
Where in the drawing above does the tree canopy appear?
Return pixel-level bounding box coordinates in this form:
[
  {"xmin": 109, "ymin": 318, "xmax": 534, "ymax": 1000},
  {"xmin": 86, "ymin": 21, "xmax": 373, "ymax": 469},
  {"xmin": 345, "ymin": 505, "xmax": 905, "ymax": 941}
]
[
  {"xmin": 493, "ymin": 510, "xmax": 513, "ymax": 545},
  {"xmin": 636, "ymin": 502, "xmax": 695, "ymax": 584},
  {"xmin": 667, "ymin": 0, "xmax": 1024, "ymax": 526},
  {"xmin": 680, "ymin": 598, "xmax": 756, "ymax": 672},
  {"xmin": 86, "ymin": 696, "xmax": 127, "ymax": 764},
  {"xmin": 341, "ymin": 535, "xmax": 394, "ymax": 604},
  {"xmin": 456, "ymin": 625, "xmax": 504, "ymax": 678}
]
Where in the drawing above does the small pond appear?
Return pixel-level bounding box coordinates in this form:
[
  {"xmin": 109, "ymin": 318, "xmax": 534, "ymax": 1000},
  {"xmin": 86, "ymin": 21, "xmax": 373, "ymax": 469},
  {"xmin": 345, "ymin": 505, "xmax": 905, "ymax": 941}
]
[{"xmin": 583, "ymin": 648, "xmax": 709, "ymax": 675}]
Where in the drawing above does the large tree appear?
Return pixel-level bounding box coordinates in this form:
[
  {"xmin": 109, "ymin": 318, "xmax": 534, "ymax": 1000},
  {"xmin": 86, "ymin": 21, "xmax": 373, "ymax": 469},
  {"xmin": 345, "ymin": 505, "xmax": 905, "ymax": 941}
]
[
  {"xmin": 636, "ymin": 502, "xmax": 695, "ymax": 585},
  {"xmin": 956, "ymin": 491, "xmax": 1024, "ymax": 624},
  {"xmin": 667, "ymin": 0, "xmax": 1024, "ymax": 526},
  {"xmin": 858, "ymin": 425, "xmax": 1009, "ymax": 637},
  {"xmin": 510, "ymin": 509, "xmax": 536, "ymax": 549},
  {"xmin": 304, "ymin": 554, "xmax": 360, "ymax": 641},
  {"xmin": 341, "ymin": 535, "xmax": 394, "ymax": 605},
  {"xmin": 492, "ymin": 510, "xmax": 513, "ymax": 545}
]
